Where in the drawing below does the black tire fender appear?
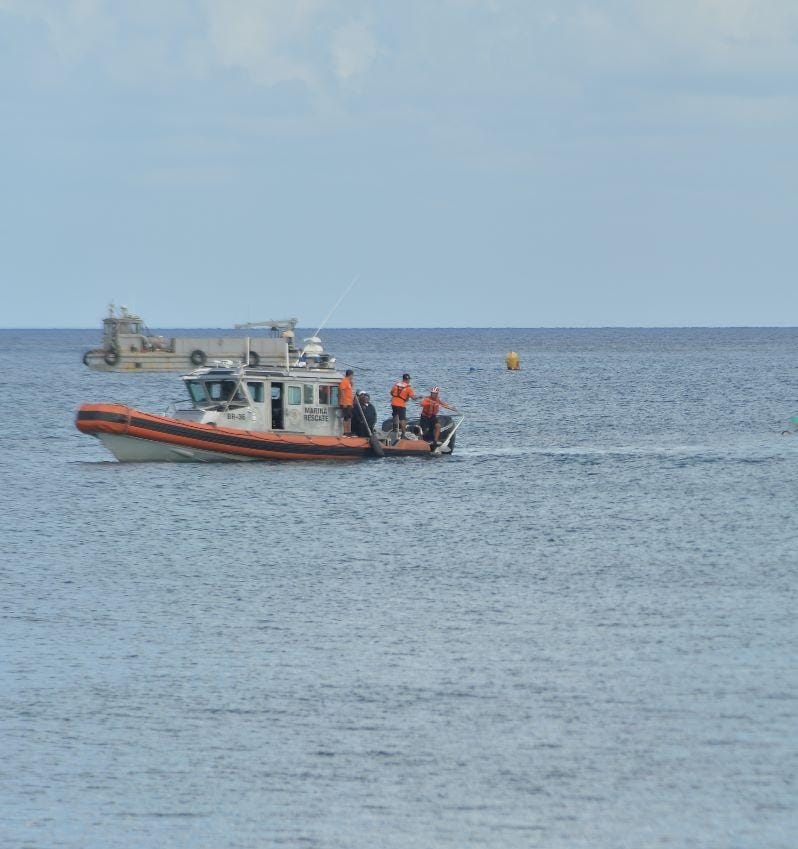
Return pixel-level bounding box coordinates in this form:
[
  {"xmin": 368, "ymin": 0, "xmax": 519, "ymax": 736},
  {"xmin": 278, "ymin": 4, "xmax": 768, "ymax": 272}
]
[
  {"xmin": 248, "ymin": 351, "xmax": 260, "ymax": 367},
  {"xmin": 104, "ymin": 349, "xmax": 120, "ymax": 366},
  {"xmin": 190, "ymin": 349, "xmax": 206, "ymax": 366}
]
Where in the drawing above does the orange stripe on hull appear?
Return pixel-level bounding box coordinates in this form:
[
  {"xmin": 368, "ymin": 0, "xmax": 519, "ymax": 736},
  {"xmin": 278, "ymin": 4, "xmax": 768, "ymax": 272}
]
[{"xmin": 76, "ymin": 403, "xmax": 431, "ymax": 460}]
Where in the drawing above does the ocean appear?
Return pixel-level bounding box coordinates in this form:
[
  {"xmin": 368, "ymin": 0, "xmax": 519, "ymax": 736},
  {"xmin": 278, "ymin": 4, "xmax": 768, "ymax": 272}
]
[{"xmin": 1, "ymin": 327, "xmax": 796, "ymax": 848}]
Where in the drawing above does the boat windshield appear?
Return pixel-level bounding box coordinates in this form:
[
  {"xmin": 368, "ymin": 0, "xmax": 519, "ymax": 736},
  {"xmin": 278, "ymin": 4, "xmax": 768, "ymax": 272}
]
[
  {"xmin": 186, "ymin": 378, "xmax": 248, "ymax": 408},
  {"xmin": 186, "ymin": 380, "xmax": 207, "ymax": 404},
  {"xmin": 206, "ymin": 380, "xmax": 246, "ymax": 405}
]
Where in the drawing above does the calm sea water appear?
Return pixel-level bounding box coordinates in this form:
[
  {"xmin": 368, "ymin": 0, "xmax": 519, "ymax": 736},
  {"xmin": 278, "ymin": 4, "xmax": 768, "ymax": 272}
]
[{"xmin": 1, "ymin": 327, "xmax": 797, "ymax": 849}]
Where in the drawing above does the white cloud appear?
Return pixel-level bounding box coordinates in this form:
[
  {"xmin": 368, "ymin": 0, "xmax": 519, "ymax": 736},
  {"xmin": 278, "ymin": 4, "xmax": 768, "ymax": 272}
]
[
  {"xmin": 0, "ymin": 0, "xmax": 113, "ymax": 62},
  {"xmin": 0, "ymin": 0, "xmax": 382, "ymax": 92},
  {"xmin": 631, "ymin": 0, "xmax": 798, "ymax": 70},
  {"xmin": 330, "ymin": 19, "xmax": 377, "ymax": 82},
  {"xmin": 2, "ymin": 0, "xmax": 798, "ymax": 103},
  {"xmin": 202, "ymin": 0, "xmax": 326, "ymax": 86}
]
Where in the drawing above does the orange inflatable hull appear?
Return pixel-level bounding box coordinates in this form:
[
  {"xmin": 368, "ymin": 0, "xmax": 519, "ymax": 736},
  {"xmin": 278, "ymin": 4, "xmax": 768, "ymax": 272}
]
[{"xmin": 76, "ymin": 403, "xmax": 433, "ymax": 462}]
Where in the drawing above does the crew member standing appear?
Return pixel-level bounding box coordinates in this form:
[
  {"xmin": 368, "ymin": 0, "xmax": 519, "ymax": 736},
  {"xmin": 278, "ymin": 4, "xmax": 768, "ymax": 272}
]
[
  {"xmin": 420, "ymin": 386, "xmax": 458, "ymax": 447},
  {"xmin": 390, "ymin": 373, "xmax": 417, "ymax": 436},
  {"xmin": 339, "ymin": 368, "xmax": 354, "ymax": 435}
]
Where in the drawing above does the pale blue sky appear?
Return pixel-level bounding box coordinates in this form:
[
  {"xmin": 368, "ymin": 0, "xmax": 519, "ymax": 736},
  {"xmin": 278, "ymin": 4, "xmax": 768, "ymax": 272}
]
[{"xmin": 2, "ymin": 0, "xmax": 797, "ymax": 328}]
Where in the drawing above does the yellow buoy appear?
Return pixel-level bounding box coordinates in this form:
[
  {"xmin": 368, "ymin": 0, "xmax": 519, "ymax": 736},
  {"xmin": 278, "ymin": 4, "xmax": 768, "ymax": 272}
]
[{"xmin": 505, "ymin": 351, "xmax": 520, "ymax": 370}]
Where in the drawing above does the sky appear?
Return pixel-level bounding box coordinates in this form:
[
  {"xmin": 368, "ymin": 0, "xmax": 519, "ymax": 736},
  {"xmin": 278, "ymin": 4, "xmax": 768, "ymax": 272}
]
[{"xmin": 2, "ymin": 0, "xmax": 797, "ymax": 328}]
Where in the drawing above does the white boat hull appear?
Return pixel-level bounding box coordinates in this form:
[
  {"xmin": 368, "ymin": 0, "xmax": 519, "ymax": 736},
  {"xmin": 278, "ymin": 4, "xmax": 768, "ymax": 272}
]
[{"xmin": 96, "ymin": 433, "xmax": 256, "ymax": 462}]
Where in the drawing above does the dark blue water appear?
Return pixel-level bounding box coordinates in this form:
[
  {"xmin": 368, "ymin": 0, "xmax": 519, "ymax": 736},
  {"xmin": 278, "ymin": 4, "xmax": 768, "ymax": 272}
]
[{"xmin": 2, "ymin": 328, "xmax": 797, "ymax": 848}]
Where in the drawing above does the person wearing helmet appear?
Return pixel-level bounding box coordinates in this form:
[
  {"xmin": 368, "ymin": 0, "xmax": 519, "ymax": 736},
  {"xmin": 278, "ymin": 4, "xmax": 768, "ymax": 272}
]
[
  {"xmin": 352, "ymin": 391, "xmax": 377, "ymax": 436},
  {"xmin": 420, "ymin": 386, "xmax": 458, "ymax": 448},
  {"xmin": 389, "ymin": 373, "xmax": 418, "ymax": 436}
]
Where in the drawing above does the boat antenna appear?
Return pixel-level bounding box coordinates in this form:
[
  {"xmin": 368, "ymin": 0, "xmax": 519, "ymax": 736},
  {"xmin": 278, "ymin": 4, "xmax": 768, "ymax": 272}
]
[
  {"xmin": 294, "ymin": 273, "xmax": 359, "ymax": 365},
  {"xmin": 311, "ymin": 273, "xmax": 360, "ymax": 338}
]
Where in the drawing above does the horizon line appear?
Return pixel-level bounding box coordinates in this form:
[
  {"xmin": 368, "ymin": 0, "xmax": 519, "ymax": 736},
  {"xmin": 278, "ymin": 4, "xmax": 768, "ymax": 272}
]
[{"xmin": 2, "ymin": 325, "xmax": 798, "ymax": 332}]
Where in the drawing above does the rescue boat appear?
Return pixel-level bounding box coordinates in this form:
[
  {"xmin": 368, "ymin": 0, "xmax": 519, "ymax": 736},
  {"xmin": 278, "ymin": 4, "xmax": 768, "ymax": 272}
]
[{"xmin": 76, "ymin": 336, "xmax": 462, "ymax": 462}]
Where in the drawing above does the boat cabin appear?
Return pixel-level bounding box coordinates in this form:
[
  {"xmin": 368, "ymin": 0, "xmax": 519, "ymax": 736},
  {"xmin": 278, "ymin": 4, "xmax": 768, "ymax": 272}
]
[
  {"xmin": 100, "ymin": 303, "xmax": 170, "ymax": 353},
  {"xmin": 103, "ymin": 305, "xmax": 146, "ymax": 345},
  {"xmin": 181, "ymin": 366, "xmax": 346, "ymax": 436}
]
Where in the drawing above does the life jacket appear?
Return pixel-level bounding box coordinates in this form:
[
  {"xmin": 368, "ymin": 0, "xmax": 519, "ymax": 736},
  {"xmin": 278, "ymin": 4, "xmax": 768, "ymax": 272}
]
[
  {"xmin": 390, "ymin": 381, "xmax": 412, "ymax": 407},
  {"xmin": 421, "ymin": 396, "xmax": 440, "ymax": 417}
]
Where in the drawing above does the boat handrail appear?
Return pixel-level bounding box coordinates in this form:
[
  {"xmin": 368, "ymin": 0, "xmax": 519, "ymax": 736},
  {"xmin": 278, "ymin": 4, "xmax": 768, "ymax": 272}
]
[
  {"xmin": 234, "ymin": 318, "xmax": 297, "ymax": 332},
  {"xmin": 214, "ymin": 370, "xmax": 250, "ymax": 414},
  {"xmin": 433, "ymin": 413, "xmax": 465, "ymax": 454},
  {"xmin": 164, "ymin": 398, "xmax": 195, "ymax": 415}
]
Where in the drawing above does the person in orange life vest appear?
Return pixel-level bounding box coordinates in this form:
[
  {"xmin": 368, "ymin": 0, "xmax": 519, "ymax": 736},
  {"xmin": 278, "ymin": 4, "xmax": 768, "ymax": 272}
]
[
  {"xmin": 338, "ymin": 369, "xmax": 355, "ymax": 435},
  {"xmin": 390, "ymin": 372, "xmax": 418, "ymax": 435},
  {"xmin": 420, "ymin": 386, "xmax": 458, "ymax": 446}
]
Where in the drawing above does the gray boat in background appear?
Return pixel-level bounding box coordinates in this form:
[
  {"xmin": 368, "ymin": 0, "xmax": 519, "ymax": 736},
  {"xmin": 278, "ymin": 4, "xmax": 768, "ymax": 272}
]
[{"xmin": 82, "ymin": 304, "xmax": 301, "ymax": 372}]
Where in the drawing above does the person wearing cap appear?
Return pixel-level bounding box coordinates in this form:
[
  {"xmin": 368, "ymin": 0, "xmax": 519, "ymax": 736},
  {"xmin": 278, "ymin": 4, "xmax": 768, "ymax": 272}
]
[
  {"xmin": 338, "ymin": 368, "xmax": 354, "ymax": 435},
  {"xmin": 389, "ymin": 373, "xmax": 417, "ymax": 436},
  {"xmin": 352, "ymin": 391, "xmax": 377, "ymax": 436},
  {"xmin": 420, "ymin": 386, "xmax": 458, "ymax": 448}
]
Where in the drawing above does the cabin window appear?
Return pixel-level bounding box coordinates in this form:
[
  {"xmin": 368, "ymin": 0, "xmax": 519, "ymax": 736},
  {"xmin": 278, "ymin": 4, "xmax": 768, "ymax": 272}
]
[
  {"xmin": 319, "ymin": 385, "xmax": 339, "ymax": 405},
  {"xmin": 247, "ymin": 382, "xmax": 264, "ymax": 403},
  {"xmin": 303, "ymin": 385, "xmax": 314, "ymax": 404},
  {"xmin": 207, "ymin": 380, "xmax": 245, "ymax": 403},
  {"xmin": 287, "ymin": 385, "xmax": 302, "ymax": 405},
  {"xmin": 187, "ymin": 381, "xmax": 207, "ymax": 403}
]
